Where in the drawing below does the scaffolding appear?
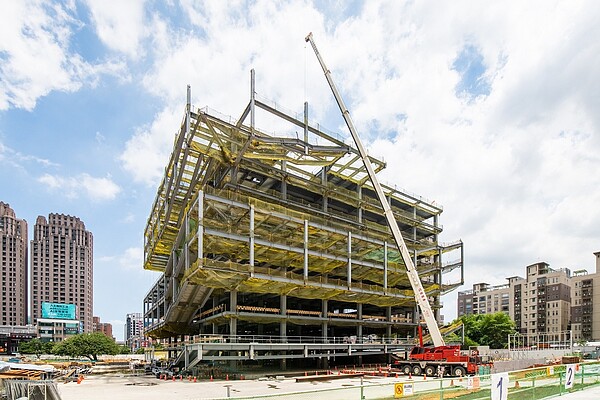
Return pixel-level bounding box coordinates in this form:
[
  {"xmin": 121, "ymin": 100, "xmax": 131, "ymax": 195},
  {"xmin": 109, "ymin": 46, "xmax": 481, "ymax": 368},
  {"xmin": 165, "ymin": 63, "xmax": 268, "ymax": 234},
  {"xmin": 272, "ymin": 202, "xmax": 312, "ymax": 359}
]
[{"xmin": 142, "ymin": 74, "xmax": 464, "ymax": 360}]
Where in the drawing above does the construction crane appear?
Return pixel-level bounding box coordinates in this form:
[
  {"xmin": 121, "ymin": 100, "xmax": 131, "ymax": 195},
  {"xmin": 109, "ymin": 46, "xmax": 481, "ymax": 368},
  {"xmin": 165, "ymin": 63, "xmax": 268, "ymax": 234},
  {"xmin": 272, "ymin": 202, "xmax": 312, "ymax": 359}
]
[{"xmin": 305, "ymin": 32, "xmax": 445, "ymax": 348}]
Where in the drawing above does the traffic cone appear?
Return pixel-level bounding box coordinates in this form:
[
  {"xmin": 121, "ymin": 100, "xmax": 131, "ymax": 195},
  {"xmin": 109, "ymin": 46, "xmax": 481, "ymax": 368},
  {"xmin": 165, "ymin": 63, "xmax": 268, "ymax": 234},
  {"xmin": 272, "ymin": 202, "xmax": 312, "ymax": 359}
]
[
  {"xmin": 304, "ymin": 371, "xmax": 307, "ymax": 377},
  {"xmin": 515, "ymin": 381, "xmax": 520, "ymax": 389},
  {"xmin": 226, "ymin": 374, "xmax": 229, "ymax": 381},
  {"xmin": 194, "ymin": 377, "xmax": 197, "ymax": 383},
  {"xmin": 241, "ymin": 375, "xmax": 244, "ymax": 380},
  {"xmin": 409, "ymin": 372, "xmax": 412, "ymax": 380},
  {"xmin": 210, "ymin": 375, "xmax": 213, "ymax": 382},
  {"xmin": 423, "ymin": 373, "xmax": 427, "ymax": 380},
  {"xmin": 395, "ymin": 373, "xmax": 399, "ymax": 378},
  {"xmin": 450, "ymin": 379, "xmax": 454, "ymax": 386},
  {"xmin": 172, "ymin": 376, "xmax": 175, "ymax": 382}
]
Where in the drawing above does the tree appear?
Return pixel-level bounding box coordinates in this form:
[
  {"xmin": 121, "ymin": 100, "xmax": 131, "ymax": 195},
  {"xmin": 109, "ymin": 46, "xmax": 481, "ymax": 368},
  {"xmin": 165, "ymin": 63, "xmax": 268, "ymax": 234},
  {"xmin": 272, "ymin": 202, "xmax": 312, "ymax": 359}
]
[
  {"xmin": 453, "ymin": 312, "xmax": 516, "ymax": 349},
  {"xmin": 477, "ymin": 312, "xmax": 516, "ymax": 348},
  {"xmin": 444, "ymin": 332, "xmax": 479, "ymax": 348},
  {"xmin": 117, "ymin": 344, "xmax": 131, "ymax": 354},
  {"xmin": 53, "ymin": 332, "xmax": 119, "ymax": 361},
  {"xmin": 19, "ymin": 338, "xmax": 54, "ymax": 358}
]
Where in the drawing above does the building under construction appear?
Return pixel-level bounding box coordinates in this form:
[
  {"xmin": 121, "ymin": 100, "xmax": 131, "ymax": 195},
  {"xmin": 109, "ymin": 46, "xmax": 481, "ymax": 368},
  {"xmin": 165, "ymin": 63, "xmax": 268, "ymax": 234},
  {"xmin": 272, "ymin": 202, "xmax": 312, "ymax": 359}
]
[{"xmin": 142, "ymin": 72, "xmax": 464, "ymax": 368}]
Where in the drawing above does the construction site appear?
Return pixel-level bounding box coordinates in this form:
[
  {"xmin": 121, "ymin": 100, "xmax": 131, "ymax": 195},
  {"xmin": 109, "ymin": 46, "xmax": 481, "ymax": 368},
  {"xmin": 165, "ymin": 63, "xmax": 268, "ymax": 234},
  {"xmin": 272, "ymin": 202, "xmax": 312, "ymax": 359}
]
[{"xmin": 141, "ymin": 37, "xmax": 465, "ymax": 374}]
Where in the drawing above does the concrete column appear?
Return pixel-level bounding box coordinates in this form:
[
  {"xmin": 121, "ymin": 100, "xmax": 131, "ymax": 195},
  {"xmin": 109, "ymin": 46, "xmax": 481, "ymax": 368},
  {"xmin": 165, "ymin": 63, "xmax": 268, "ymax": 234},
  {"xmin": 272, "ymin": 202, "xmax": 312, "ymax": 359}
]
[
  {"xmin": 357, "ymin": 303, "xmax": 363, "ymax": 339},
  {"xmin": 303, "ymin": 220, "xmax": 309, "ymax": 282},
  {"xmin": 212, "ymin": 295, "xmax": 218, "ymax": 335},
  {"xmin": 230, "ymin": 290, "xmax": 238, "ymax": 340},
  {"xmin": 322, "ymin": 300, "xmax": 328, "ymax": 342},
  {"xmin": 347, "ymin": 231, "xmax": 352, "ymax": 288},
  {"xmin": 383, "ymin": 241, "xmax": 388, "ymax": 292},
  {"xmin": 280, "ymin": 295, "xmax": 287, "ymax": 341},
  {"xmin": 386, "ymin": 307, "xmax": 392, "ymax": 338},
  {"xmin": 249, "ymin": 205, "xmax": 255, "ymax": 275},
  {"xmin": 163, "ymin": 276, "xmax": 168, "ymax": 317}
]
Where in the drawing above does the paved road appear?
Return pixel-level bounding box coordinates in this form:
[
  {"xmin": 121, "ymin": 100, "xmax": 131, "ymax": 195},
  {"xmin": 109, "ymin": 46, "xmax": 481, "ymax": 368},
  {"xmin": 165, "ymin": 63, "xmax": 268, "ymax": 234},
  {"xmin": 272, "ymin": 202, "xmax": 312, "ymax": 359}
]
[{"xmin": 558, "ymin": 385, "xmax": 600, "ymax": 399}]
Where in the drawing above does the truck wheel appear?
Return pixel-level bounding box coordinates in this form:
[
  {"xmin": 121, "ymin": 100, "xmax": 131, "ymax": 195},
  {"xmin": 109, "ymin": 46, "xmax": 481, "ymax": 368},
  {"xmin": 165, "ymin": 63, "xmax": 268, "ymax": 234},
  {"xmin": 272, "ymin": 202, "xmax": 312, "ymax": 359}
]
[
  {"xmin": 412, "ymin": 365, "xmax": 422, "ymax": 375},
  {"xmin": 453, "ymin": 366, "xmax": 466, "ymax": 377},
  {"xmin": 402, "ymin": 365, "xmax": 412, "ymax": 376},
  {"xmin": 424, "ymin": 365, "xmax": 436, "ymax": 377}
]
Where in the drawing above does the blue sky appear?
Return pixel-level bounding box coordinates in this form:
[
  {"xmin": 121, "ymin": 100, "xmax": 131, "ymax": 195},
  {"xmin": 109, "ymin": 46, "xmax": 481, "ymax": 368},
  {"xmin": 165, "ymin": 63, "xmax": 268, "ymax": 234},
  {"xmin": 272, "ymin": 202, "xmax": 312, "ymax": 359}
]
[{"xmin": 1, "ymin": 1, "xmax": 600, "ymax": 340}]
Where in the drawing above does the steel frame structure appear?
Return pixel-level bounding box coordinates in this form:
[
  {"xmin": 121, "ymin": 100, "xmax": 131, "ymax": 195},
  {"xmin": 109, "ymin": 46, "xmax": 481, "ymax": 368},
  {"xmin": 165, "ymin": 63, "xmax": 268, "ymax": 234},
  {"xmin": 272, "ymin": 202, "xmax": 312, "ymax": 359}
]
[{"xmin": 142, "ymin": 74, "xmax": 464, "ymax": 361}]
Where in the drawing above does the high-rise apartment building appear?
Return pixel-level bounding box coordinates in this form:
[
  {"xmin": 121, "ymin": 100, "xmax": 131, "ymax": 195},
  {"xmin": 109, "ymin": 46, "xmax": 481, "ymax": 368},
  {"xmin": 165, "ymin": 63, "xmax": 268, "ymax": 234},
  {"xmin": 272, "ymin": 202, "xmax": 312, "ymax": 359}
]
[
  {"xmin": 125, "ymin": 312, "xmax": 143, "ymax": 342},
  {"xmin": 509, "ymin": 262, "xmax": 571, "ymax": 336},
  {"xmin": 570, "ymin": 252, "xmax": 600, "ymax": 341},
  {"xmin": 0, "ymin": 202, "xmax": 28, "ymax": 326},
  {"xmin": 126, "ymin": 312, "xmax": 147, "ymax": 351},
  {"xmin": 457, "ymin": 254, "xmax": 600, "ymax": 342},
  {"xmin": 457, "ymin": 282, "xmax": 510, "ymax": 317},
  {"xmin": 30, "ymin": 214, "xmax": 93, "ymax": 332},
  {"xmin": 93, "ymin": 316, "xmax": 113, "ymax": 339}
]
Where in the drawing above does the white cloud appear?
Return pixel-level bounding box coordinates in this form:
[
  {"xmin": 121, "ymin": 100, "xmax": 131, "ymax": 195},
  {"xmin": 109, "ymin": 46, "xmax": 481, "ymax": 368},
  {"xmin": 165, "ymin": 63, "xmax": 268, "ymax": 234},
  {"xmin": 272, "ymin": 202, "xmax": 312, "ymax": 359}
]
[
  {"xmin": 121, "ymin": 213, "xmax": 135, "ymax": 224},
  {"xmin": 0, "ymin": 143, "xmax": 58, "ymax": 169},
  {"xmin": 84, "ymin": 0, "xmax": 147, "ymax": 58},
  {"xmin": 114, "ymin": 1, "xmax": 600, "ymax": 323},
  {"xmin": 98, "ymin": 247, "xmax": 143, "ymax": 271},
  {"xmin": 120, "ymin": 1, "xmax": 333, "ymax": 186},
  {"xmin": 0, "ymin": 0, "xmax": 127, "ymax": 111},
  {"xmin": 118, "ymin": 247, "xmax": 143, "ymax": 270},
  {"xmin": 120, "ymin": 107, "xmax": 181, "ymax": 186},
  {"xmin": 38, "ymin": 173, "xmax": 121, "ymax": 201}
]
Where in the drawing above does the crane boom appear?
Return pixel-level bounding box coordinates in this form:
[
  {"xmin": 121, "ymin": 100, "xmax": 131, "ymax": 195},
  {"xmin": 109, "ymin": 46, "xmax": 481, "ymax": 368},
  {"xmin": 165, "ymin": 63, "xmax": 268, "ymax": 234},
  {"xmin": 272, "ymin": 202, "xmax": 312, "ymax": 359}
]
[{"xmin": 305, "ymin": 32, "xmax": 445, "ymax": 347}]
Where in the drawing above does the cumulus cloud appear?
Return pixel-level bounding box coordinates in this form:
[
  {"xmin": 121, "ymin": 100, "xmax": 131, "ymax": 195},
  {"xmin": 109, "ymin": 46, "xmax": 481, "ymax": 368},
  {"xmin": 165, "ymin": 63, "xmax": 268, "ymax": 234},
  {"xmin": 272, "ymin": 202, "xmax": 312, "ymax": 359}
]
[
  {"xmin": 38, "ymin": 172, "xmax": 121, "ymax": 201},
  {"xmin": 84, "ymin": 0, "xmax": 147, "ymax": 58},
  {"xmin": 119, "ymin": 247, "xmax": 143, "ymax": 270},
  {"xmin": 98, "ymin": 247, "xmax": 143, "ymax": 270},
  {"xmin": 113, "ymin": 1, "xmax": 600, "ymax": 321},
  {"xmin": 119, "ymin": 1, "xmax": 333, "ymax": 186},
  {"xmin": 0, "ymin": 0, "xmax": 127, "ymax": 111},
  {"xmin": 120, "ymin": 107, "xmax": 182, "ymax": 186}
]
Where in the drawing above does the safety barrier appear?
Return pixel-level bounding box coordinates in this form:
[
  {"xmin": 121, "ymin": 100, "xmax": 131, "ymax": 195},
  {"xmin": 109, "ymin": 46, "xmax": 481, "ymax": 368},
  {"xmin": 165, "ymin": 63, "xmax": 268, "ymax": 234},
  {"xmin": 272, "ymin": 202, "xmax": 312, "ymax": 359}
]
[{"xmin": 204, "ymin": 361, "xmax": 600, "ymax": 399}]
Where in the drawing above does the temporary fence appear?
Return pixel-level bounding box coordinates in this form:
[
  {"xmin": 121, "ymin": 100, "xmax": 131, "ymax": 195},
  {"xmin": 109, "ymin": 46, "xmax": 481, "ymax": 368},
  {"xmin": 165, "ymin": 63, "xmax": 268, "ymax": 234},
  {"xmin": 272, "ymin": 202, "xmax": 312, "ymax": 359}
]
[
  {"xmin": 1, "ymin": 379, "xmax": 61, "ymax": 400},
  {"xmin": 207, "ymin": 361, "xmax": 600, "ymax": 400}
]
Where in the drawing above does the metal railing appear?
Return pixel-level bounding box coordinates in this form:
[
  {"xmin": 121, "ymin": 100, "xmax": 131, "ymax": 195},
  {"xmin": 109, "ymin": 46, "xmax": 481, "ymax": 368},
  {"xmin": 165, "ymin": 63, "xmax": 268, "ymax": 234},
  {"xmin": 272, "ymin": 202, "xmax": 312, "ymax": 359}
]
[
  {"xmin": 186, "ymin": 333, "xmax": 414, "ymax": 345},
  {"xmin": 203, "ymin": 361, "xmax": 600, "ymax": 399}
]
